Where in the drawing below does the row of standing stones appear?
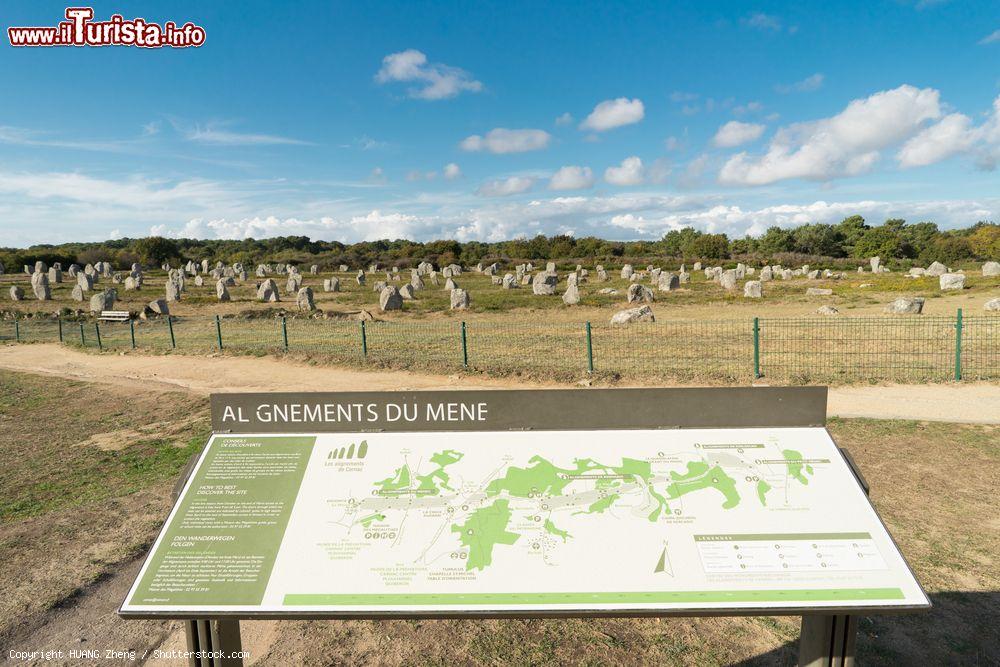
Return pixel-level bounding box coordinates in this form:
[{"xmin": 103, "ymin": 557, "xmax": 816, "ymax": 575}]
[{"xmin": 3, "ymin": 257, "xmax": 999, "ymax": 324}]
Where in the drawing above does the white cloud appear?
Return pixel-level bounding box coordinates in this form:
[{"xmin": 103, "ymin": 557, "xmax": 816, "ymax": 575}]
[
  {"xmin": 580, "ymin": 98, "xmax": 645, "ymax": 132},
  {"xmin": 742, "ymin": 12, "xmax": 783, "ymax": 31},
  {"xmin": 713, "ymin": 121, "xmax": 766, "ymax": 148},
  {"xmin": 443, "ymin": 163, "xmax": 462, "ymax": 180},
  {"xmin": 141, "ymin": 121, "xmax": 161, "ymax": 136},
  {"xmin": 897, "ymin": 113, "xmax": 975, "ymax": 167},
  {"xmin": 555, "ymin": 112, "xmax": 574, "ymax": 126},
  {"xmin": 733, "ymin": 101, "xmax": 763, "ymax": 116},
  {"xmin": 898, "ymin": 96, "xmax": 1000, "ymax": 169},
  {"xmin": 185, "ymin": 124, "xmax": 310, "ymax": 146},
  {"xmin": 549, "ymin": 166, "xmax": 595, "ymax": 190},
  {"xmin": 664, "ymin": 136, "xmax": 682, "ymax": 151},
  {"xmin": 670, "ymin": 91, "xmax": 699, "ymax": 103},
  {"xmin": 775, "ymin": 73, "xmax": 825, "ymax": 94},
  {"xmin": 979, "ymin": 29, "xmax": 1000, "ymax": 45},
  {"xmin": 375, "ymin": 49, "xmax": 483, "ymax": 100},
  {"xmin": 719, "ymin": 85, "xmax": 942, "ymax": 185},
  {"xmin": 460, "ymin": 128, "xmax": 551, "ymax": 154},
  {"xmin": 604, "ymin": 156, "xmax": 645, "ymax": 186},
  {"xmin": 476, "ymin": 176, "xmax": 534, "ymax": 197}
]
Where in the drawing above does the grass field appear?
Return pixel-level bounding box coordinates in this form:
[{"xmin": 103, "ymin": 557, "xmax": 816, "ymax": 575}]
[
  {"xmin": 0, "ymin": 368, "xmax": 996, "ymax": 665},
  {"xmin": 2, "ymin": 263, "xmax": 999, "ymax": 322}
]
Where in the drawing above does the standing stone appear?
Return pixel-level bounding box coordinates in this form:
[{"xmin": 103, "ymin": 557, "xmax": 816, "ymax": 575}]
[
  {"xmin": 10, "ymin": 286, "xmax": 24, "ymax": 301},
  {"xmin": 720, "ymin": 270, "xmax": 737, "ymax": 290},
  {"xmin": 166, "ymin": 281, "xmax": 181, "ymax": 302},
  {"xmin": 657, "ymin": 273, "xmax": 680, "ymax": 292},
  {"xmin": 31, "ymin": 274, "xmax": 50, "ymax": 300},
  {"xmin": 532, "ymin": 272, "xmax": 558, "ymax": 295},
  {"xmin": 356, "ymin": 270, "xmax": 366, "ymax": 286},
  {"xmin": 379, "ymin": 286, "xmax": 403, "ymax": 311},
  {"xmin": 310, "ymin": 265, "xmax": 318, "ymax": 275},
  {"xmin": 256, "ymin": 265, "xmax": 268, "ymax": 278},
  {"xmin": 450, "ymin": 288, "xmax": 470, "ymax": 310},
  {"xmin": 89, "ymin": 289, "xmax": 115, "ymax": 312},
  {"xmin": 627, "ymin": 284, "xmax": 654, "ymax": 303},
  {"xmin": 257, "ymin": 279, "xmax": 280, "ymax": 302},
  {"xmin": 444, "ymin": 278, "xmax": 458, "ymax": 291},
  {"xmin": 372, "ymin": 281, "xmax": 387, "ymax": 293},
  {"xmin": 984, "ymin": 298, "xmax": 1000, "ymax": 311},
  {"xmin": 611, "ymin": 305, "xmax": 654, "ymax": 325},
  {"xmin": 71, "ymin": 285, "xmax": 84, "ymax": 301},
  {"xmin": 148, "ymin": 299, "xmax": 170, "ymax": 315},
  {"xmin": 806, "ymin": 288, "xmax": 833, "ymax": 296},
  {"xmin": 817, "ymin": 305, "xmax": 840, "ymax": 315},
  {"xmin": 502, "ymin": 273, "xmax": 519, "ymax": 289},
  {"xmin": 926, "ymin": 261, "xmax": 947, "ymax": 276},
  {"xmin": 869, "ymin": 257, "xmax": 881, "ymax": 273},
  {"xmin": 807, "ymin": 270, "xmax": 821, "ymax": 280},
  {"xmin": 48, "ymin": 267, "xmax": 62, "ymax": 283},
  {"xmin": 216, "ymin": 280, "xmax": 231, "ymax": 301},
  {"xmin": 399, "ymin": 284, "xmax": 416, "ymax": 300},
  {"xmin": 939, "ymin": 273, "xmax": 965, "ymax": 290},
  {"xmin": 743, "ymin": 281, "xmax": 762, "ymax": 298},
  {"xmin": 296, "ymin": 286, "xmax": 315, "ymax": 310},
  {"xmin": 884, "ymin": 297, "xmax": 925, "ymax": 314},
  {"xmin": 410, "ymin": 274, "xmax": 424, "ymax": 291},
  {"xmin": 34, "ymin": 260, "xmax": 47, "ymax": 274},
  {"xmin": 759, "ymin": 266, "xmax": 773, "ymax": 282},
  {"xmin": 324, "ymin": 277, "xmax": 340, "ymax": 292},
  {"xmin": 562, "ymin": 284, "xmax": 581, "ymax": 305},
  {"xmin": 982, "ymin": 261, "xmax": 1000, "ymax": 277},
  {"xmin": 620, "ymin": 264, "xmax": 634, "ymax": 280},
  {"xmin": 124, "ymin": 276, "xmax": 139, "ymax": 291},
  {"xmin": 339, "ymin": 264, "xmax": 349, "ymax": 272},
  {"xmin": 194, "ymin": 275, "xmax": 204, "ymax": 287}
]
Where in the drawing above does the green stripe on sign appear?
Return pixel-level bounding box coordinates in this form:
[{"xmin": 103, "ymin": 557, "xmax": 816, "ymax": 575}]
[{"xmin": 283, "ymin": 588, "xmax": 905, "ymax": 606}]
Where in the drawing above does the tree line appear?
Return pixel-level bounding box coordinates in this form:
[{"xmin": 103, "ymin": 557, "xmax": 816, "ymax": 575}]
[{"xmin": 2, "ymin": 217, "xmax": 997, "ymax": 272}]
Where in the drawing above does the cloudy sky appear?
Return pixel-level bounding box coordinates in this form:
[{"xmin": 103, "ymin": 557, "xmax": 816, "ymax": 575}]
[{"xmin": 1, "ymin": 0, "xmax": 999, "ymax": 247}]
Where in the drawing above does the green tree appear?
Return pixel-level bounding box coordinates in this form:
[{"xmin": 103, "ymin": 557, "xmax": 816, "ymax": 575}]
[
  {"xmin": 759, "ymin": 226, "xmax": 795, "ymax": 254},
  {"xmin": 853, "ymin": 226, "xmax": 903, "ymax": 260},
  {"xmin": 133, "ymin": 237, "xmax": 179, "ymax": 265}
]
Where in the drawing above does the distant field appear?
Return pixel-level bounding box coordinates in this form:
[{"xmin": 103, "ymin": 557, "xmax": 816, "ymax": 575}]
[
  {"xmin": 0, "ymin": 368, "xmax": 997, "ymax": 665},
  {"xmin": 2, "ymin": 264, "xmax": 999, "ymax": 322}
]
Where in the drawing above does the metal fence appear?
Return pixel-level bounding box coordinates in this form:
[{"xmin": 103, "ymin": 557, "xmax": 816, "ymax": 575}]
[{"xmin": 1, "ymin": 310, "xmax": 997, "ymax": 383}]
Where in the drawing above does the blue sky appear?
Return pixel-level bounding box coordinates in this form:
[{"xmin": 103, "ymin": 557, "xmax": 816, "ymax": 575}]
[{"xmin": 0, "ymin": 0, "xmax": 998, "ymax": 247}]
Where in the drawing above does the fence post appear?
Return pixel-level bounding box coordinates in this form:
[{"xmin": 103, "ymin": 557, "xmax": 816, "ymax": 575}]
[
  {"xmin": 360, "ymin": 320, "xmax": 368, "ymax": 358},
  {"xmin": 14, "ymin": 319, "xmax": 19, "ymax": 343},
  {"xmin": 95, "ymin": 323, "xmax": 103, "ymax": 351},
  {"xmin": 79, "ymin": 323, "xmax": 85, "ymax": 346},
  {"xmin": 282, "ymin": 316, "xmax": 289, "ymax": 352},
  {"xmin": 585, "ymin": 321, "xmax": 594, "ymax": 373},
  {"xmin": 167, "ymin": 316, "xmax": 176, "ymax": 349},
  {"xmin": 129, "ymin": 318, "xmax": 136, "ymax": 350},
  {"xmin": 753, "ymin": 317, "xmax": 761, "ymax": 379},
  {"xmin": 58, "ymin": 317, "xmax": 63, "ymax": 343},
  {"xmin": 954, "ymin": 308, "xmax": 963, "ymax": 381},
  {"xmin": 461, "ymin": 321, "xmax": 468, "ymax": 368},
  {"xmin": 215, "ymin": 315, "xmax": 224, "ymax": 350}
]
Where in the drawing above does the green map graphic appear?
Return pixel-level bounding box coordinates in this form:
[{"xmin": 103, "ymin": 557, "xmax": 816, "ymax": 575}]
[{"xmin": 357, "ymin": 447, "xmax": 818, "ymax": 573}]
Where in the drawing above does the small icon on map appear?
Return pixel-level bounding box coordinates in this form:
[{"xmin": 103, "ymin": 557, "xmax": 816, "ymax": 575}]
[{"xmin": 329, "ymin": 440, "xmax": 369, "ymax": 460}]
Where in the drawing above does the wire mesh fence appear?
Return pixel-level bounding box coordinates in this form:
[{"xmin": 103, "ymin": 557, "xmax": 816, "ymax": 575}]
[{"xmin": 3, "ymin": 312, "xmax": 998, "ymax": 383}]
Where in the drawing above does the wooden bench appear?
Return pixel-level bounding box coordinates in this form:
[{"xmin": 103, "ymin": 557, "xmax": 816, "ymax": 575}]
[{"xmin": 98, "ymin": 310, "xmax": 131, "ymax": 322}]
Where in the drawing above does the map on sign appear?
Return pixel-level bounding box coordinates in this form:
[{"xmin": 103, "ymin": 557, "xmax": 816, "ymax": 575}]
[{"xmin": 121, "ymin": 427, "xmax": 929, "ymax": 615}]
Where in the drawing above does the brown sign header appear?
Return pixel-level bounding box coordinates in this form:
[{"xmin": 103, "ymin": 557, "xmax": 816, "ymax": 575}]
[{"xmin": 210, "ymin": 387, "xmax": 827, "ymax": 433}]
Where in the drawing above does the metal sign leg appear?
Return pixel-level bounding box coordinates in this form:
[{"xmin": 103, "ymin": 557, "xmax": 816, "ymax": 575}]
[
  {"xmin": 185, "ymin": 618, "xmax": 243, "ymax": 667},
  {"xmin": 798, "ymin": 614, "xmax": 857, "ymax": 667}
]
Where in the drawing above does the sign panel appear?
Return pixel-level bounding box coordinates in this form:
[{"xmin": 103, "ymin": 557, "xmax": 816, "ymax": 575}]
[{"xmin": 121, "ymin": 423, "xmax": 928, "ymax": 617}]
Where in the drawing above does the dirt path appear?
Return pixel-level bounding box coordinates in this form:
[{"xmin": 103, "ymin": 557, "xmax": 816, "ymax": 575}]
[{"xmin": 1, "ymin": 344, "xmax": 998, "ymax": 423}]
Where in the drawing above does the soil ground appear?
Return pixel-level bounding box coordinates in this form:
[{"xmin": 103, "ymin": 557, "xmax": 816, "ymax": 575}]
[
  {"xmin": 0, "ymin": 353, "xmax": 997, "ymax": 666},
  {"xmin": 0, "ymin": 344, "xmax": 998, "ymax": 423}
]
